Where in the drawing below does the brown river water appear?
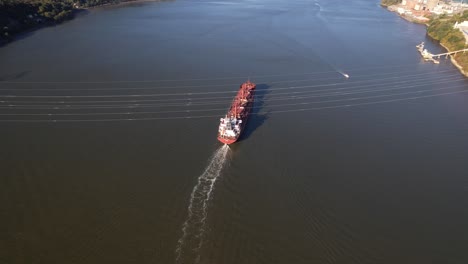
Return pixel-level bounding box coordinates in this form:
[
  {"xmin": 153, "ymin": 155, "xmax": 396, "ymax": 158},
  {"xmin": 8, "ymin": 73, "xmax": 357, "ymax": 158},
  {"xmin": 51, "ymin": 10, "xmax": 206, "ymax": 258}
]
[{"xmin": 1, "ymin": 0, "xmax": 468, "ymax": 263}]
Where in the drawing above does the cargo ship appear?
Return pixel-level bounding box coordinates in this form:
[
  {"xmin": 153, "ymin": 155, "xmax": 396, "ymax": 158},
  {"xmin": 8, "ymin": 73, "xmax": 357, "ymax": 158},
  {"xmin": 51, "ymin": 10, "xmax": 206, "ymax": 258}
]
[{"xmin": 217, "ymin": 80, "xmax": 256, "ymax": 144}]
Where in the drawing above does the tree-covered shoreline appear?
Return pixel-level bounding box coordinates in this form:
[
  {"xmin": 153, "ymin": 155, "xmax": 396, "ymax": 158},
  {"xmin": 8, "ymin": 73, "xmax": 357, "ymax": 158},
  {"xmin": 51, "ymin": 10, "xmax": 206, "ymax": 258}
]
[
  {"xmin": 380, "ymin": 0, "xmax": 402, "ymax": 7},
  {"xmin": 380, "ymin": 0, "xmax": 468, "ymax": 76},
  {"xmin": 427, "ymin": 12, "xmax": 468, "ymax": 51},
  {"xmin": 0, "ymin": 0, "xmax": 140, "ymax": 45},
  {"xmin": 427, "ymin": 11, "xmax": 468, "ymax": 75}
]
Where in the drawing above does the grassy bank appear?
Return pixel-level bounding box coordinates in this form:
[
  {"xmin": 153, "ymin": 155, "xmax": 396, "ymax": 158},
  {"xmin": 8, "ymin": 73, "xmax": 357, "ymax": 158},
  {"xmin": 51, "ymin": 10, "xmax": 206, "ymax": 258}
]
[{"xmin": 427, "ymin": 11, "xmax": 468, "ymax": 74}]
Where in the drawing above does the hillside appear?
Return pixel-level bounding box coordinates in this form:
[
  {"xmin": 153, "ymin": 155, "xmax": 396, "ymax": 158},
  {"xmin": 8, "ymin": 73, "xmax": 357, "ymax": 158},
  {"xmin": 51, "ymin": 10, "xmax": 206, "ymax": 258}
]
[{"xmin": 0, "ymin": 0, "xmax": 133, "ymax": 45}]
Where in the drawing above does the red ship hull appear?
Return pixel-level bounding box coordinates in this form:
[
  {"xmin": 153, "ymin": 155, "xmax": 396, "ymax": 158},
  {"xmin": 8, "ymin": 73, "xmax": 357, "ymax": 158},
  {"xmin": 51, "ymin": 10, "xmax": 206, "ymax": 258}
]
[
  {"xmin": 217, "ymin": 81, "xmax": 256, "ymax": 145},
  {"xmin": 217, "ymin": 137, "xmax": 237, "ymax": 145}
]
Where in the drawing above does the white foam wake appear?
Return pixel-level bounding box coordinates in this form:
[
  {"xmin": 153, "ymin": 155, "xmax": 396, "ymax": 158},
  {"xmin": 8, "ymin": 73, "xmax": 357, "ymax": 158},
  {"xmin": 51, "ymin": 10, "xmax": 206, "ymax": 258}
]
[
  {"xmin": 175, "ymin": 145, "xmax": 230, "ymax": 264},
  {"xmin": 337, "ymin": 70, "xmax": 350, "ymax": 79}
]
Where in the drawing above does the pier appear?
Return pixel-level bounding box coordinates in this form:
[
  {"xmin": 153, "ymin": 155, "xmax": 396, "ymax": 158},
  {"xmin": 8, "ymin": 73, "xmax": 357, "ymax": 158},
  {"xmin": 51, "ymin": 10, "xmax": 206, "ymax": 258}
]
[{"xmin": 416, "ymin": 42, "xmax": 468, "ymax": 64}]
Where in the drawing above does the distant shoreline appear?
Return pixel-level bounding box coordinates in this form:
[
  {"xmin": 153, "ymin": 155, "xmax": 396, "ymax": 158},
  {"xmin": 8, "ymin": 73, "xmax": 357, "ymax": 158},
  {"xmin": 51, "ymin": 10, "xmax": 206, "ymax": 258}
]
[
  {"xmin": 81, "ymin": 0, "xmax": 163, "ymax": 9},
  {"xmin": 382, "ymin": 3, "xmax": 468, "ymax": 77},
  {"xmin": 0, "ymin": 0, "xmax": 162, "ymax": 47}
]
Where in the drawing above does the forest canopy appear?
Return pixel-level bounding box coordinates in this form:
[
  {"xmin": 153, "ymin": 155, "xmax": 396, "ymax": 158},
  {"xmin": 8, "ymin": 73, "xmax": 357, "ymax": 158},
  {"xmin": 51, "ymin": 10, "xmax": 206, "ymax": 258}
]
[{"xmin": 0, "ymin": 0, "xmax": 128, "ymax": 42}]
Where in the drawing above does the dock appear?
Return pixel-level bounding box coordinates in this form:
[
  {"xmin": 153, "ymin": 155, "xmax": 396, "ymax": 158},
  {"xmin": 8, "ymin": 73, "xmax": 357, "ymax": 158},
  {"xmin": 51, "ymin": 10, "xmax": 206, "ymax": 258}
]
[{"xmin": 416, "ymin": 42, "xmax": 468, "ymax": 64}]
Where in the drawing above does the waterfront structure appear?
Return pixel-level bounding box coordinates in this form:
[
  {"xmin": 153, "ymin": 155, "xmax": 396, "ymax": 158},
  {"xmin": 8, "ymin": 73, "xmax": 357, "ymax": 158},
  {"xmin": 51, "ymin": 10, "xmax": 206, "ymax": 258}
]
[
  {"xmin": 454, "ymin": 21, "xmax": 468, "ymax": 44},
  {"xmin": 454, "ymin": 21, "xmax": 468, "ymax": 28},
  {"xmin": 402, "ymin": 0, "xmax": 439, "ymax": 11},
  {"xmin": 433, "ymin": 1, "xmax": 468, "ymax": 14},
  {"xmin": 391, "ymin": 0, "xmax": 467, "ymax": 20},
  {"xmin": 416, "ymin": 42, "xmax": 468, "ymax": 64}
]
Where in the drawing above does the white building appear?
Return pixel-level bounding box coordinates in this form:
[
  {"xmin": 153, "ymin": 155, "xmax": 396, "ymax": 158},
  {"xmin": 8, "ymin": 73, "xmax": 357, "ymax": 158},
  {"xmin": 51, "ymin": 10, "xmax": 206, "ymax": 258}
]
[
  {"xmin": 454, "ymin": 21, "xmax": 468, "ymax": 29},
  {"xmin": 454, "ymin": 21, "xmax": 468, "ymax": 44}
]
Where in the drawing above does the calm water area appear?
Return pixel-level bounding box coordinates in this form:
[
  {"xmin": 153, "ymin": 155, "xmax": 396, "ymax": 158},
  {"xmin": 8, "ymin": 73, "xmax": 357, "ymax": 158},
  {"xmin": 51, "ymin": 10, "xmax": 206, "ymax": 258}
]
[{"xmin": 1, "ymin": 0, "xmax": 468, "ymax": 263}]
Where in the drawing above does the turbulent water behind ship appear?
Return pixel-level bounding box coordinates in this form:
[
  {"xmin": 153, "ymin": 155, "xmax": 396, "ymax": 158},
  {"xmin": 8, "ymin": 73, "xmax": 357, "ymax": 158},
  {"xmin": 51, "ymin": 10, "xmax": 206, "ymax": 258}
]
[{"xmin": 175, "ymin": 145, "xmax": 230, "ymax": 264}]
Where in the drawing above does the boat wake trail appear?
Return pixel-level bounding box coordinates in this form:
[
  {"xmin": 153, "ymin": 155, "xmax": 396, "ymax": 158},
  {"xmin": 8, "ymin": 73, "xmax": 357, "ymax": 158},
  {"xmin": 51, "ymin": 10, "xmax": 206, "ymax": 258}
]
[
  {"xmin": 338, "ymin": 71, "xmax": 350, "ymax": 79},
  {"xmin": 175, "ymin": 145, "xmax": 230, "ymax": 264}
]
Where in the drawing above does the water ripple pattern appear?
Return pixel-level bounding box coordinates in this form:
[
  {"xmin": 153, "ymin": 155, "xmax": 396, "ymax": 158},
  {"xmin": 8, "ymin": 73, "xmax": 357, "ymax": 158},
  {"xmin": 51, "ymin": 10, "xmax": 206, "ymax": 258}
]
[{"xmin": 175, "ymin": 145, "xmax": 230, "ymax": 264}]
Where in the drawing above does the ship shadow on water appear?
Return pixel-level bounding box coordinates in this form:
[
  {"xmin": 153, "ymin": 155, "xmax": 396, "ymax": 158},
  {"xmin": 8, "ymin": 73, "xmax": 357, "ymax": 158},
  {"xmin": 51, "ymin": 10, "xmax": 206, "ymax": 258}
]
[
  {"xmin": 239, "ymin": 84, "xmax": 270, "ymax": 142},
  {"xmin": 0, "ymin": 71, "xmax": 30, "ymax": 81}
]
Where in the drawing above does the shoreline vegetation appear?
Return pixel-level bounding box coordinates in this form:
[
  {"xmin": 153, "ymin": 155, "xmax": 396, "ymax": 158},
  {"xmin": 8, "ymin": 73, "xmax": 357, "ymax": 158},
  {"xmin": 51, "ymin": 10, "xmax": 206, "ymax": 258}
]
[
  {"xmin": 427, "ymin": 11, "xmax": 468, "ymax": 75},
  {"xmin": 381, "ymin": 0, "xmax": 468, "ymax": 77},
  {"xmin": 0, "ymin": 0, "xmax": 159, "ymax": 46},
  {"xmin": 381, "ymin": 0, "xmax": 402, "ymax": 7}
]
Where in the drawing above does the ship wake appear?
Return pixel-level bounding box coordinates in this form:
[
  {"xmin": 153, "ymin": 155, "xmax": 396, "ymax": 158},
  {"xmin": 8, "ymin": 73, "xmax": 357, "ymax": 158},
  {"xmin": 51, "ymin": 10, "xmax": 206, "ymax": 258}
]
[{"xmin": 175, "ymin": 145, "xmax": 230, "ymax": 264}]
